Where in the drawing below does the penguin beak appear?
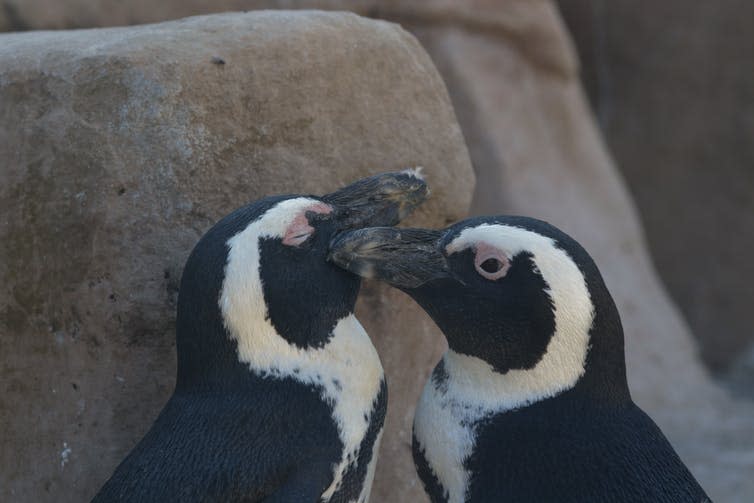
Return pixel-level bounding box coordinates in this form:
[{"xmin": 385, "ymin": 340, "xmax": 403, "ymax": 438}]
[
  {"xmin": 322, "ymin": 169, "xmax": 428, "ymax": 230},
  {"xmin": 328, "ymin": 227, "xmax": 449, "ymax": 289}
]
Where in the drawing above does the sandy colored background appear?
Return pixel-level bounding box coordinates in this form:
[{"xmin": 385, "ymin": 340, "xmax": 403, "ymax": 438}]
[{"xmin": 1, "ymin": 2, "xmax": 752, "ymax": 501}]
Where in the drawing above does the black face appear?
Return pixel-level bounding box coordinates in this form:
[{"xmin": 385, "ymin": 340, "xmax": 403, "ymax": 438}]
[
  {"xmin": 407, "ymin": 249, "xmax": 555, "ymax": 374},
  {"xmin": 329, "ymin": 216, "xmax": 606, "ymax": 374},
  {"xmin": 260, "ymin": 170, "xmax": 427, "ymax": 348},
  {"xmin": 258, "ymin": 209, "xmax": 362, "ymax": 350},
  {"xmin": 332, "ymin": 215, "xmax": 629, "ymax": 394},
  {"xmin": 175, "ymin": 171, "xmax": 427, "ymax": 386},
  {"xmin": 406, "ymin": 221, "xmax": 558, "ymax": 372}
]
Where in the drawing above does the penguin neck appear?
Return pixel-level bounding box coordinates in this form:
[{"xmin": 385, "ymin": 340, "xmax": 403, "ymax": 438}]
[
  {"xmin": 173, "ymin": 314, "xmax": 256, "ymax": 391},
  {"xmin": 229, "ymin": 311, "xmax": 375, "ymax": 375},
  {"xmin": 573, "ymin": 289, "xmax": 630, "ymax": 403},
  {"xmin": 434, "ymin": 349, "xmax": 570, "ymax": 415},
  {"xmin": 233, "ymin": 312, "xmax": 385, "ymax": 458},
  {"xmin": 175, "ymin": 311, "xmax": 383, "ymax": 390},
  {"xmin": 438, "ymin": 300, "xmax": 630, "ymax": 414}
]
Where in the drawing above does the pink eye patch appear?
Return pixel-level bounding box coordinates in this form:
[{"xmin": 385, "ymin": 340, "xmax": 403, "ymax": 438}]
[
  {"xmin": 282, "ymin": 202, "xmax": 333, "ymax": 246},
  {"xmin": 474, "ymin": 242, "xmax": 511, "ymax": 280}
]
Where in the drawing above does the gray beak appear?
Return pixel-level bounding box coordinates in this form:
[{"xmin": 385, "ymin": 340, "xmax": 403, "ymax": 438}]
[
  {"xmin": 328, "ymin": 227, "xmax": 448, "ymax": 289},
  {"xmin": 322, "ymin": 169, "xmax": 428, "ymax": 229}
]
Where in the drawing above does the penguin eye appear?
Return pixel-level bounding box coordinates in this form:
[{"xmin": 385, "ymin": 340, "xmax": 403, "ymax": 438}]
[
  {"xmin": 474, "ymin": 245, "xmax": 510, "ymax": 281},
  {"xmin": 481, "ymin": 258, "xmax": 502, "ymax": 273},
  {"xmin": 284, "ymin": 231, "xmax": 314, "ymax": 247},
  {"xmin": 282, "ymin": 215, "xmax": 315, "ymax": 247},
  {"xmin": 281, "ymin": 203, "xmax": 332, "ymax": 247}
]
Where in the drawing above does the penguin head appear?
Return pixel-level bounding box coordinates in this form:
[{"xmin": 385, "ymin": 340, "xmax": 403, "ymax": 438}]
[
  {"xmin": 175, "ymin": 170, "xmax": 427, "ymax": 387},
  {"xmin": 329, "ymin": 216, "xmax": 628, "ymax": 401}
]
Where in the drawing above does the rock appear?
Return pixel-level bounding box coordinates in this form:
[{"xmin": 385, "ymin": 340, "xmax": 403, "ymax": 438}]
[
  {"xmin": 557, "ymin": 0, "xmax": 754, "ymax": 374},
  {"xmin": 0, "ymin": 11, "xmax": 473, "ymax": 502}
]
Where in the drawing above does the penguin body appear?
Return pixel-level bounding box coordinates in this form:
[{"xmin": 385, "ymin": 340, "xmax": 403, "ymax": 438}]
[
  {"xmin": 329, "ymin": 216, "xmax": 710, "ymax": 503},
  {"xmin": 413, "ymin": 354, "xmax": 705, "ymax": 503},
  {"xmin": 93, "ymin": 171, "xmax": 426, "ymax": 503}
]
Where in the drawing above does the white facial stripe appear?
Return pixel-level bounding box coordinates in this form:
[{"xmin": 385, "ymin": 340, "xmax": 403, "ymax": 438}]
[
  {"xmin": 415, "ymin": 224, "xmax": 595, "ymax": 502},
  {"xmin": 445, "ymin": 223, "xmax": 594, "ymax": 410},
  {"xmin": 220, "ymin": 198, "xmax": 323, "ymax": 367},
  {"xmin": 219, "ymin": 197, "xmax": 384, "ymax": 500}
]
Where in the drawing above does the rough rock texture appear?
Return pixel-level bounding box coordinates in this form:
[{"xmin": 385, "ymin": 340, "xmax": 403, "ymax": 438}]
[
  {"xmin": 0, "ymin": 12, "xmax": 472, "ymax": 502},
  {"xmin": 558, "ymin": 0, "xmax": 754, "ymax": 373},
  {"xmin": 3, "ymin": 2, "xmax": 753, "ymax": 502}
]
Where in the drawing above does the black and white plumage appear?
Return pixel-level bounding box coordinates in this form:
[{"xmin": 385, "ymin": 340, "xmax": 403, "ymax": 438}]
[
  {"xmin": 329, "ymin": 216, "xmax": 710, "ymax": 503},
  {"xmin": 92, "ymin": 171, "xmax": 427, "ymax": 503}
]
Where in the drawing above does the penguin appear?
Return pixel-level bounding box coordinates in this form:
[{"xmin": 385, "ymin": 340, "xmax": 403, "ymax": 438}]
[
  {"xmin": 328, "ymin": 216, "xmax": 711, "ymax": 503},
  {"xmin": 92, "ymin": 170, "xmax": 428, "ymax": 503}
]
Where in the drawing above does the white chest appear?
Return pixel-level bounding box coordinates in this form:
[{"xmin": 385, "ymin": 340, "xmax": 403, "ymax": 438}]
[
  {"xmin": 413, "ymin": 357, "xmax": 485, "ymax": 503},
  {"xmin": 413, "ymin": 343, "xmax": 594, "ymax": 503},
  {"xmin": 227, "ymin": 311, "xmax": 384, "ymax": 502},
  {"xmin": 313, "ymin": 316, "xmax": 385, "ymax": 502}
]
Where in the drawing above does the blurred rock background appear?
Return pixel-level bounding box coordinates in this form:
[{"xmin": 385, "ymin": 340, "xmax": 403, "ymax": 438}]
[
  {"xmin": 557, "ymin": 0, "xmax": 754, "ymax": 384},
  {"xmin": 1, "ymin": 1, "xmax": 752, "ymax": 502}
]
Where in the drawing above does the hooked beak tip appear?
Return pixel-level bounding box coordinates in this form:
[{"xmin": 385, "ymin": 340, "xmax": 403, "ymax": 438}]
[{"xmin": 324, "ymin": 170, "xmax": 429, "ymax": 229}]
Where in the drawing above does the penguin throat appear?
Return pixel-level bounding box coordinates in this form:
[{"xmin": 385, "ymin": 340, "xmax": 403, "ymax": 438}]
[
  {"xmin": 261, "ymin": 302, "xmax": 344, "ymax": 350},
  {"xmin": 440, "ymin": 319, "xmax": 592, "ymax": 414},
  {"xmin": 256, "ymin": 240, "xmax": 360, "ymax": 351},
  {"xmin": 226, "ymin": 313, "xmax": 386, "ymax": 501}
]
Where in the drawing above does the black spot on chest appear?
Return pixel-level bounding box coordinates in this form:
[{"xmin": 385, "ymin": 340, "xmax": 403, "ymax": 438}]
[{"xmin": 431, "ymin": 359, "xmax": 449, "ymax": 394}]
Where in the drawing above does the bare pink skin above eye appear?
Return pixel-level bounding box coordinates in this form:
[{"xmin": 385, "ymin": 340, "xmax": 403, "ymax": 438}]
[{"xmin": 282, "ymin": 202, "xmax": 333, "ymax": 246}]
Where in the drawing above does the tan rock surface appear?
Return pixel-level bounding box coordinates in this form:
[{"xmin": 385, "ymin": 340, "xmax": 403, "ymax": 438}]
[{"xmin": 0, "ymin": 11, "xmax": 472, "ymax": 502}]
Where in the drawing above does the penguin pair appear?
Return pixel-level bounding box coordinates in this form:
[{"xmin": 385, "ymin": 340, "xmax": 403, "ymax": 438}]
[
  {"xmin": 330, "ymin": 216, "xmax": 711, "ymax": 502},
  {"xmin": 93, "ymin": 170, "xmax": 427, "ymax": 502}
]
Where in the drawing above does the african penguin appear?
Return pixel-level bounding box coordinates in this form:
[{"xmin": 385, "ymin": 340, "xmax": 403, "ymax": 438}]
[
  {"xmin": 329, "ymin": 216, "xmax": 710, "ymax": 503},
  {"xmin": 92, "ymin": 170, "xmax": 427, "ymax": 503}
]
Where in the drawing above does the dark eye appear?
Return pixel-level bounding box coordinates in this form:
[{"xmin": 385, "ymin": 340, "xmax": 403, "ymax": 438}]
[
  {"xmin": 480, "ymin": 258, "xmax": 503, "ymax": 273},
  {"xmin": 286, "ymin": 231, "xmax": 314, "ymax": 246},
  {"xmin": 474, "ymin": 244, "xmax": 510, "ymax": 280},
  {"xmin": 282, "ymin": 218, "xmax": 315, "ymax": 247}
]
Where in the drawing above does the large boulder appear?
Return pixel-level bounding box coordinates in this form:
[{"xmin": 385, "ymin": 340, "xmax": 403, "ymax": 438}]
[{"xmin": 0, "ymin": 11, "xmax": 473, "ymax": 502}]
